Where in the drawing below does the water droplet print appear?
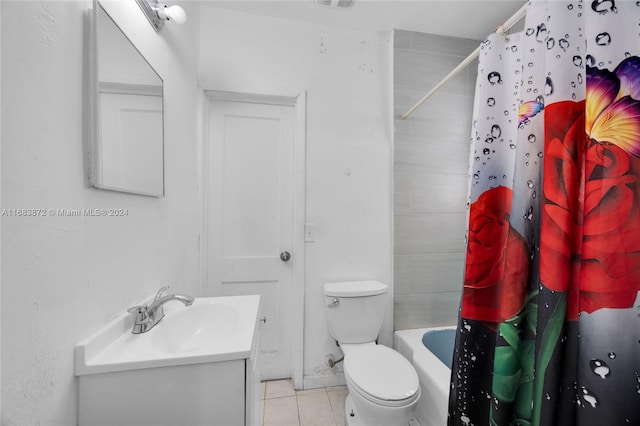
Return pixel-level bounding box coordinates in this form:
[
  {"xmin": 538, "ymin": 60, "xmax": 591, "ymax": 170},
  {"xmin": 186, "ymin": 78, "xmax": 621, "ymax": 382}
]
[
  {"xmin": 591, "ymin": 0, "xmax": 617, "ymax": 14},
  {"xmin": 527, "ymin": 180, "xmax": 534, "ymax": 188},
  {"xmin": 590, "ymin": 359, "xmax": 611, "ymax": 378},
  {"xmin": 524, "ymin": 206, "xmax": 534, "ymax": 221},
  {"xmin": 526, "ymin": 27, "xmax": 535, "ymax": 36},
  {"xmin": 487, "ymin": 97, "xmax": 496, "ymax": 107},
  {"xmin": 485, "ymin": 137, "xmax": 494, "ymax": 144},
  {"xmin": 487, "ymin": 71, "xmax": 502, "ymax": 85},
  {"xmin": 528, "ymin": 134, "xmax": 536, "ymax": 143},
  {"xmin": 573, "ymin": 55, "xmax": 583, "ymax": 66},
  {"xmin": 547, "ymin": 38, "xmax": 556, "ymax": 50},
  {"xmin": 483, "ymin": 148, "xmax": 490, "ymax": 155},
  {"xmin": 595, "ymin": 32, "xmax": 612, "ymax": 46},
  {"xmin": 491, "ymin": 125, "xmax": 502, "ymax": 138},
  {"xmin": 536, "ymin": 23, "xmax": 548, "ymax": 43},
  {"xmin": 545, "ymin": 77, "xmax": 554, "ymax": 96},
  {"xmin": 580, "ymin": 386, "xmax": 599, "ymax": 408},
  {"xmin": 608, "ymin": 352, "xmax": 616, "ymax": 359},
  {"xmin": 587, "ymin": 54, "xmax": 596, "ymax": 67}
]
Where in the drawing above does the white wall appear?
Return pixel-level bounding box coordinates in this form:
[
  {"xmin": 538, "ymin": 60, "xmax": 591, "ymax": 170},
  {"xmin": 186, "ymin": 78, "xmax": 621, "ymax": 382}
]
[
  {"xmin": 0, "ymin": 1, "xmax": 201, "ymax": 423},
  {"xmin": 198, "ymin": 7, "xmax": 394, "ymax": 388}
]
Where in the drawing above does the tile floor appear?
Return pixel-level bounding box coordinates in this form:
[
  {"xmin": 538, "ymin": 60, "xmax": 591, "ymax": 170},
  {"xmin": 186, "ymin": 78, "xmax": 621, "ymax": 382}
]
[{"xmin": 260, "ymin": 379, "xmax": 349, "ymax": 426}]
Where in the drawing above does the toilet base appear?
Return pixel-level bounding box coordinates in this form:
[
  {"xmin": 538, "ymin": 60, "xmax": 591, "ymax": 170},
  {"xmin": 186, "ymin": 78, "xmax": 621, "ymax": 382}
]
[
  {"xmin": 344, "ymin": 394, "xmax": 420, "ymax": 426},
  {"xmin": 344, "ymin": 394, "xmax": 362, "ymax": 426}
]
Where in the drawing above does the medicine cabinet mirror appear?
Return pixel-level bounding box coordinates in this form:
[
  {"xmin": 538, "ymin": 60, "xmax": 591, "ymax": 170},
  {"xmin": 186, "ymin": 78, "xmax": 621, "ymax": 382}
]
[{"xmin": 90, "ymin": 1, "xmax": 164, "ymax": 197}]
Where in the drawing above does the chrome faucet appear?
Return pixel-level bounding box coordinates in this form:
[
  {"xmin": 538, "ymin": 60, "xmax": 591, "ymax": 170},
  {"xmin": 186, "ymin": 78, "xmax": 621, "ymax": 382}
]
[{"xmin": 127, "ymin": 287, "xmax": 195, "ymax": 334}]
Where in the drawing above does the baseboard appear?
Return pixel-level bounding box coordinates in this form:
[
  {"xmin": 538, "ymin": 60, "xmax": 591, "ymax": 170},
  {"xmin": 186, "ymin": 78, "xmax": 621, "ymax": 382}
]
[{"xmin": 303, "ymin": 372, "xmax": 346, "ymax": 390}]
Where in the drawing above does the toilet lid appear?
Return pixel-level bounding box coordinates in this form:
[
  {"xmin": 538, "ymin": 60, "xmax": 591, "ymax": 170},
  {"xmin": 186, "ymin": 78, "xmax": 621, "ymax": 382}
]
[
  {"xmin": 324, "ymin": 280, "xmax": 388, "ymax": 297},
  {"xmin": 344, "ymin": 345, "xmax": 419, "ymax": 403}
]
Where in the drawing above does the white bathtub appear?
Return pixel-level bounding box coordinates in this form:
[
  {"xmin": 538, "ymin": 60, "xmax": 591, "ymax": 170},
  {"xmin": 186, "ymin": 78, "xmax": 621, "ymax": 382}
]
[{"xmin": 394, "ymin": 326, "xmax": 456, "ymax": 426}]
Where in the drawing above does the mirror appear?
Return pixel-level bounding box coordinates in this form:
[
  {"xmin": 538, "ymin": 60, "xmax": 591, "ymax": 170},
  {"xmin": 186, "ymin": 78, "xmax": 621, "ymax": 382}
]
[{"xmin": 90, "ymin": 1, "xmax": 164, "ymax": 197}]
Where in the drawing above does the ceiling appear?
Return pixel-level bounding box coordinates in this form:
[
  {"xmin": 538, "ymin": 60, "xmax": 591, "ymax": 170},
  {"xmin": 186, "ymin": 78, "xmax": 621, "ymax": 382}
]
[{"xmin": 200, "ymin": 0, "xmax": 527, "ymax": 41}]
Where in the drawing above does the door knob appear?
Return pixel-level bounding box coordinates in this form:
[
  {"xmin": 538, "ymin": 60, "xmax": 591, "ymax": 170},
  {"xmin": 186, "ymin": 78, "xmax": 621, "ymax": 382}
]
[{"xmin": 280, "ymin": 251, "xmax": 291, "ymax": 262}]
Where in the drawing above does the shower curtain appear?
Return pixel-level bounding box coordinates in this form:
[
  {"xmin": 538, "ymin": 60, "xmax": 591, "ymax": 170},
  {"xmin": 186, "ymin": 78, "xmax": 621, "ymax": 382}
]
[{"xmin": 449, "ymin": 1, "xmax": 640, "ymax": 425}]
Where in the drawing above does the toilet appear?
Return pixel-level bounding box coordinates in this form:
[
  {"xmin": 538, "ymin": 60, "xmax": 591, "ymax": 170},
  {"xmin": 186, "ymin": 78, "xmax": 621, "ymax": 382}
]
[{"xmin": 324, "ymin": 280, "xmax": 420, "ymax": 426}]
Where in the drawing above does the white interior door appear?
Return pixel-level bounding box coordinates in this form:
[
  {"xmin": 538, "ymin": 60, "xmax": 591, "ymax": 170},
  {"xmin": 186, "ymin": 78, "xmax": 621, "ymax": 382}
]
[{"xmin": 207, "ymin": 99, "xmax": 295, "ymax": 380}]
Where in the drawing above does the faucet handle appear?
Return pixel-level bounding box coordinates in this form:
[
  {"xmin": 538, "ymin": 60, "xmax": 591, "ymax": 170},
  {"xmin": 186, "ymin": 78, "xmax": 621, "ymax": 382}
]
[
  {"xmin": 127, "ymin": 305, "xmax": 152, "ymax": 333},
  {"xmin": 127, "ymin": 305, "xmax": 147, "ymax": 315},
  {"xmin": 153, "ymin": 286, "xmax": 169, "ymax": 303},
  {"xmin": 127, "ymin": 305, "xmax": 151, "ymax": 323}
]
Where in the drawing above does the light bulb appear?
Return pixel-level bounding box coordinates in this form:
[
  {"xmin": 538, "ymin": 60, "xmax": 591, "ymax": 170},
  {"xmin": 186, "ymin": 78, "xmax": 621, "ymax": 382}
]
[{"xmin": 157, "ymin": 4, "xmax": 187, "ymax": 24}]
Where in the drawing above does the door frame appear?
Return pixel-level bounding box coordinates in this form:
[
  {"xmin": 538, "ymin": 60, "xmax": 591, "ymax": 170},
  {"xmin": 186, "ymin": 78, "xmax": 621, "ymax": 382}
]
[{"xmin": 200, "ymin": 90, "xmax": 306, "ymax": 389}]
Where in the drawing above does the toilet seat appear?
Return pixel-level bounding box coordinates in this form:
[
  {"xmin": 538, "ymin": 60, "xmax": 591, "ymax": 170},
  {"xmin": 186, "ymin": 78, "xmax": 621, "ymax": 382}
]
[{"xmin": 344, "ymin": 345, "xmax": 420, "ymax": 408}]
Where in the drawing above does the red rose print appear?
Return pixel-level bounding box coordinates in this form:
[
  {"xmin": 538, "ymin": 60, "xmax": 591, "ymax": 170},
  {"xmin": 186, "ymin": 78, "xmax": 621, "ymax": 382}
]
[
  {"xmin": 540, "ymin": 100, "xmax": 586, "ymax": 320},
  {"xmin": 541, "ymin": 99, "xmax": 640, "ymax": 320},
  {"xmin": 462, "ymin": 186, "xmax": 530, "ymax": 323}
]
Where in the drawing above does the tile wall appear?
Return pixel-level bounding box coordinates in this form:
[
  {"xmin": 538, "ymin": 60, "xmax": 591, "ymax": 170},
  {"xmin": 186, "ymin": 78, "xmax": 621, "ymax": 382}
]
[{"xmin": 393, "ymin": 30, "xmax": 479, "ymax": 329}]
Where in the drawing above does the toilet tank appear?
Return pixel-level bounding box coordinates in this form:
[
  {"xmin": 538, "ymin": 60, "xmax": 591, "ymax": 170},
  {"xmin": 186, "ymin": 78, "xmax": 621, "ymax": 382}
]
[{"xmin": 324, "ymin": 281, "xmax": 388, "ymax": 344}]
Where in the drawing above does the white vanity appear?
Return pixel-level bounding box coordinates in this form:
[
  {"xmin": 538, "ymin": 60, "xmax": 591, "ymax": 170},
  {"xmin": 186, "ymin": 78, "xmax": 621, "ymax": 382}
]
[{"xmin": 75, "ymin": 295, "xmax": 261, "ymax": 426}]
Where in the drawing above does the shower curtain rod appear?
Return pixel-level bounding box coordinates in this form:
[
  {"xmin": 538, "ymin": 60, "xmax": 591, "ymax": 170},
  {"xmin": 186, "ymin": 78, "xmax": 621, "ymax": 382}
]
[{"xmin": 401, "ymin": 3, "xmax": 528, "ymax": 120}]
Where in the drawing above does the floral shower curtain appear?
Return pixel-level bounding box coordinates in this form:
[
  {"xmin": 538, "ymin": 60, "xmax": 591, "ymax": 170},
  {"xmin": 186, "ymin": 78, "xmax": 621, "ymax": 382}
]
[{"xmin": 449, "ymin": 1, "xmax": 640, "ymax": 425}]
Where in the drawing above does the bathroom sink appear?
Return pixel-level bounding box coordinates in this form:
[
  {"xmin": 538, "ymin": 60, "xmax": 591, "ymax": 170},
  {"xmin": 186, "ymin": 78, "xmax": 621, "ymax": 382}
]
[
  {"xmin": 75, "ymin": 295, "xmax": 260, "ymax": 375},
  {"xmin": 151, "ymin": 303, "xmax": 240, "ymax": 353},
  {"xmin": 75, "ymin": 294, "xmax": 262, "ymax": 426}
]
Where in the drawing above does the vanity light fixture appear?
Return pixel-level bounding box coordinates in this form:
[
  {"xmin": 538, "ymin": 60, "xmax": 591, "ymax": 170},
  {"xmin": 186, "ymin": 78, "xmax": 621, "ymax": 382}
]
[
  {"xmin": 315, "ymin": 0, "xmax": 355, "ymax": 8},
  {"xmin": 135, "ymin": 0, "xmax": 187, "ymax": 32}
]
